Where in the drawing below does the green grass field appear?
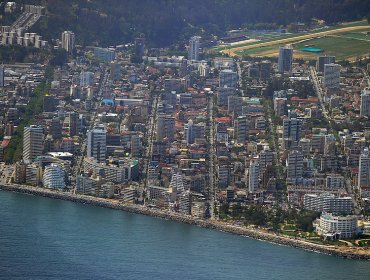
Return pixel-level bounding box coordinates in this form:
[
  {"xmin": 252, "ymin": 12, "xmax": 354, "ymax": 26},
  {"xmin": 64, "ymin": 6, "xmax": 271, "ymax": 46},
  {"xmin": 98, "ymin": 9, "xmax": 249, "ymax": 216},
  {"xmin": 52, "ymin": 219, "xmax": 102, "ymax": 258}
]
[
  {"xmin": 294, "ymin": 36, "xmax": 370, "ymax": 60},
  {"xmin": 337, "ymin": 32, "xmax": 370, "ymax": 40},
  {"xmin": 215, "ymin": 20, "xmax": 370, "ymax": 60},
  {"xmin": 235, "ymin": 34, "xmax": 370, "ymax": 61},
  {"xmin": 214, "ymin": 20, "xmax": 370, "ymax": 52}
]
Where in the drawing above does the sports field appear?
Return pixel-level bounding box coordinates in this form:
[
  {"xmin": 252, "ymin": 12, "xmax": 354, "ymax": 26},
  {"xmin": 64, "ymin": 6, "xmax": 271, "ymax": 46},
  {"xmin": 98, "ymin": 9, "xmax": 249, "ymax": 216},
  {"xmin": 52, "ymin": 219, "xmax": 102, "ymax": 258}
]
[{"xmin": 216, "ymin": 21, "xmax": 370, "ymax": 60}]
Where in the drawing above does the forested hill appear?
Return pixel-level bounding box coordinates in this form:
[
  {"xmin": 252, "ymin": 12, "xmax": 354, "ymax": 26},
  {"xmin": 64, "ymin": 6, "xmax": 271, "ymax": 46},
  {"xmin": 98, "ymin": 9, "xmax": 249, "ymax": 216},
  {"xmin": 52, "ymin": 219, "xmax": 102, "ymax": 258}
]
[{"xmin": 5, "ymin": 0, "xmax": 370, "ymax": 47}]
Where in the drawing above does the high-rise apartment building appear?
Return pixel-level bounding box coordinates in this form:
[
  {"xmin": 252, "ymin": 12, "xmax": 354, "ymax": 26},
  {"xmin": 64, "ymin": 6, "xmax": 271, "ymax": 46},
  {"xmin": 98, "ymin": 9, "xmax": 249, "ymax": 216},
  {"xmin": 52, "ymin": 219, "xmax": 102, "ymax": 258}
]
[
  {"xmin": 317, "ymin": 55, "xmax": 336, "ymax": 72},
  {"xmin": 287, "ymin": 150, "xmax": 304, "ymax": 184},
  {"xmin": 61, "ymin": 31, "xmax": 75, "ymax": 53},
  {"xmin": 323, "ymin": 63, "xmax": 341, "ymax": 89},
  {"xmin": 43, "ymin": 164, "xmax": 66, "ymax": 189},
  {"xmin": 278, "ymin": 45, "xmax": 293, "ymax": 73},
  {"xmin": 157, "ymin": 114, "xmax": 175, "ymax": 142},
  {"xmin": 360, "ymin": 88, "xmax": 370, "ymax": 117},
  {"xmin": 188, "ymin": 36, "xmax": 200, "ymax": 61},
  {"xmin": 79, "ymin": 71, "xmax": 94, "ymax": 87},
  {"xmin": 23, "ymin": 125, "xmax": 44, "ymax": 163},
  {"xmin": 134, "ymin": 37, "xmax": 145, "ymax": 59},
  {"xmin": 234, "ymin": 116, "xmax": 249, "ymax": 144},
  {"xmin": 283, "ymin": 117, "xmax": 302, "ymax": 149},
  {"xmin": 219, "ymin": 69, "xmax": 238, "ymax": 88},
  {"xmin": 0, "ymin": 65, "xmax": 4, "ymax": 87},
  {"xmin": 87, "ymin": 125, "xmax": 107, "ymax": 163},
  {"xmin": 358, "ymin": 148, "xmax": 370, "ymax": 190},
  {"xmin": 248, "ymin": 158, "xmax": 260, "ymax": 193},
  {"xmin": 184, "ymin": 120, "xmax": 206, "ymax": 146}
]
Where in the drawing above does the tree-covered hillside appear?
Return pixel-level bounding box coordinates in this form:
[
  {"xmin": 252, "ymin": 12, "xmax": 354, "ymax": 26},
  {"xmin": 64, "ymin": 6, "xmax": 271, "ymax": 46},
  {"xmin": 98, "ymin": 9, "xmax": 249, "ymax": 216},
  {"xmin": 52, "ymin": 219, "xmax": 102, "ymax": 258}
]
[{"xmin": 3, "ymin": 0, "xmax": 370, "ymax": 47}]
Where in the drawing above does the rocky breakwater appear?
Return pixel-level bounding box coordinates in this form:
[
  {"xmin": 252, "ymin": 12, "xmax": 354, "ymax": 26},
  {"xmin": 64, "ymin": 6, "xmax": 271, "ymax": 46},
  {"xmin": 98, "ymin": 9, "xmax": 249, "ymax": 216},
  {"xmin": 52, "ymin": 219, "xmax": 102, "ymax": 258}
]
[{"xmin": 1, "ymin": 183, "xmax": 370, "ymax": 260}]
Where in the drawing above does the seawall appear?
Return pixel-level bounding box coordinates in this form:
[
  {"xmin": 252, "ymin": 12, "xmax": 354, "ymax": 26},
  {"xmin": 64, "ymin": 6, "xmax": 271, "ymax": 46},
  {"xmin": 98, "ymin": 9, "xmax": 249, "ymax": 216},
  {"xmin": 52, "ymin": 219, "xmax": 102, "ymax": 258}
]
[{"xmin": 1, "ymin": 183, "xmax": 369, "ymax": 260}]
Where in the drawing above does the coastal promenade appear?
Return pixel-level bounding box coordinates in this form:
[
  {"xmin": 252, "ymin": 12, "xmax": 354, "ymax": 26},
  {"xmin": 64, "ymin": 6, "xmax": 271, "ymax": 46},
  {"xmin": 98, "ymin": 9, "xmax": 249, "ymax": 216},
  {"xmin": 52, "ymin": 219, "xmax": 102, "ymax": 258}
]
[{"xmin": 1, "ymin": 183, "xmax": 370, "ymax": 260}]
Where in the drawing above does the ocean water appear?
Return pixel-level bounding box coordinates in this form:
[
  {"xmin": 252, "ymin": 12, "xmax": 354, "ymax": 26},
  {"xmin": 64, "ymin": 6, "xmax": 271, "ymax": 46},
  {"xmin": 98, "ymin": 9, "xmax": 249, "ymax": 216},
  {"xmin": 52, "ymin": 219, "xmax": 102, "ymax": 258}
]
[{"xmin": 0, "ymin": 190, "xmax": 369, "ymax": 280}]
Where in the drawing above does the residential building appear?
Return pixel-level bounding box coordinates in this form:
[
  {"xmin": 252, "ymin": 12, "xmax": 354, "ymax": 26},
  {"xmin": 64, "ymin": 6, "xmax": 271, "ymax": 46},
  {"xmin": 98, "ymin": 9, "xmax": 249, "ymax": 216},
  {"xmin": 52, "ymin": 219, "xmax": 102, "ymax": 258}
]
[
  {"xmin": 93, "ymin": 47, "xmax": 116, "ymax": 62},
  {"xmin": 358, "ymin": 148, "xmax": 370, "ymax": 191},
  {"xmin": 184, "ymin": 120, "xmax": 205, "ymax": 145},
  {"xmin": 360, "ymin": 88, "xmax": 370, "ymax": 117},
  {"xmin": 314, "ymin": 213, "xmax": 359, "ymax": 240},
  {"xmin": 326, "ymin": 174, "xmax": 345, "ymax": 189},
  {"xmin": 23, "ymin": 125, "xmax": 44, "ymax": 163},
  {"xmin": 217, "ymin": 87, "xmax": 235, "ymax": 106},
  {"xmin": 87, "ymin": 125, "xmax": 107, "ymax": 163},
  {"xmin": 303, "ymin": 193, "xmax": 353, "ymax": 214},
  {"xmin": 287, "ymin": 150, "xmax": 303, "ymax": 184},
  {"xmin": 83, "ymin": 157, "xmax": 139, "ymax": 183},
  {"xmin": 0, "ymin": 65, "xmax": 4, "ymax": 87},
  {"xmin": 157, "ymin": 114, "xmax": 175, "ymax": 142},
  {"xmin": 283, "ymin": 118, "xmax": 302, "ymax": 149},
  {"xmin": 323, "ymin": 63, "xmax": 341, "ymax": 89},
  {"xmin": 43, "ymin": 164, "xmax": 66, "ymax": 189},
  {"xmin": 219, "ymin": 69, "xmax": 237, "ymax": 88},
  {"xmin": 80, "ymin": 71, "xmax": 94, "ymax": 87},
  {"xmin": 234, "ymin": 116, "xmax": 249, "ymax": 144},
  {"xmin": 61, "ymin": 31, "xmax": 75, "ymax": 53},
  {"xmin": 188, "ymin": 36, "xmax": 200, "ymax": 61},
  {"xmin": 130, "ymin": 134, "xmax": 142, "ymax": 157},
  {"xmin": 134, "ymin": 37, "xmax": 145, "ymax": 59},
  {"xmin": 248, "ymin": 158, "xmax": 260, "ymax": 193},
  {"xmin": 317, "ymin": 55, "xmax": 336, "ymax": 72},
  {"xmin": 278, "ymin": 45, "xmax": 293, "ymax": 73},
  {"xmin": 273, "ymin": 97, "xmax": 287, "ymax": 117}
]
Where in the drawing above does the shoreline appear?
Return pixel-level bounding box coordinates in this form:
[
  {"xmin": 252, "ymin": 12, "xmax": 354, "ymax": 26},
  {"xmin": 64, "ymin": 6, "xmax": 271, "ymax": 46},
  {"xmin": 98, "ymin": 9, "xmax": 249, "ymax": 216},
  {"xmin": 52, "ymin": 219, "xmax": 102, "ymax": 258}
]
[{"xmin": 1, "ymin": 183, "xmax": 369, "ymax": 260}]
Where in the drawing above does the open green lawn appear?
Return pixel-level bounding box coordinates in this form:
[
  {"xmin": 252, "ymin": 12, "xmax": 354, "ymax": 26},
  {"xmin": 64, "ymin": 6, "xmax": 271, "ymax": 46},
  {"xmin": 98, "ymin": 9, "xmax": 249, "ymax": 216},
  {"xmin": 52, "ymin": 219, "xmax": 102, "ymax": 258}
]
[
  {"xmin": 237, "ymin": 35, "xmax": 370, "ymax": 61},
  {"xmin": 214, "ymin": 20, "xmax": 370, "ymax": 52},
  {"xmin": 337, "ymin": 32, "xmax": 370, "ymax": 40},
  {"xmin": 293, "ymin": 36, "xmax": 370, "ymax": 60}
]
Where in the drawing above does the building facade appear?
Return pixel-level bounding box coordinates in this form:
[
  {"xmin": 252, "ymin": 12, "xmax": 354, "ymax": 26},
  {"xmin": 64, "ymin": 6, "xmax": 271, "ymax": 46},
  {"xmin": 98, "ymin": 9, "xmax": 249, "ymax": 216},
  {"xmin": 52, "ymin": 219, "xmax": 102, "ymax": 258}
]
[
  {"xmin": 278, "ymin": 45, "xmax": 293, "ymax": 73},
  {"xmin": 87, "ymin": 125, "xmax": 107, "ymax": 163},
  {"xmin": 23, "ymin": 125, "xmax": 44, "ymax": 163}
]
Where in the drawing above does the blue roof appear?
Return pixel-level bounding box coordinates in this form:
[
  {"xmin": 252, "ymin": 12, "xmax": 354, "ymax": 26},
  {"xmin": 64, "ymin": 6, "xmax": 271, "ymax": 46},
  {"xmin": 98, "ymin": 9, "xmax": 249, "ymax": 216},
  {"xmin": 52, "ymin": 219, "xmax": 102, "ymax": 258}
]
[{"xmin": 101, "ymin": 99, "xmax": 115, "ymax": 106}]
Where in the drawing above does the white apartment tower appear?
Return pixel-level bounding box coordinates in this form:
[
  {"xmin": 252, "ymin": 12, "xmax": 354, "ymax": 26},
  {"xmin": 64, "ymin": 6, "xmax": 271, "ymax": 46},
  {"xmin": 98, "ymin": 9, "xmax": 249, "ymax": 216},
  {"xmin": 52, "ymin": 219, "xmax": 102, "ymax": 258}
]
[
  {"xmin": 61, "ymin": 31, "xmax": 75, "ymax": 53},
  {"xmin": 43, "ymin": 164, "xmax": 66, "ymax": 189},
  {"xmin": 87, "ymin": 125, "xmax": 107, "ymax": 163},
  {"xmin": 23, "ymin": 125, "xmax": 44, "ymax": 163}
]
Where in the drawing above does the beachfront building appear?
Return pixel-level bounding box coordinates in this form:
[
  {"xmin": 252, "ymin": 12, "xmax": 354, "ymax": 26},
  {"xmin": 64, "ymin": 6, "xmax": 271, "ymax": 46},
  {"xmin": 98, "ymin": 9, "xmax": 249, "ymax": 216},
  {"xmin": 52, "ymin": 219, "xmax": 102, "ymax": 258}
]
[
  {"xmin": 303, "ymin": 193, "xmax": 353, "ymax": 215},
  {"xmin": 314, "ymin": 213, "xmax": 359, "ymax": 240},
  {"xmin": 43, "ymin": 164, "xmax": 66, "ymax": 189}
]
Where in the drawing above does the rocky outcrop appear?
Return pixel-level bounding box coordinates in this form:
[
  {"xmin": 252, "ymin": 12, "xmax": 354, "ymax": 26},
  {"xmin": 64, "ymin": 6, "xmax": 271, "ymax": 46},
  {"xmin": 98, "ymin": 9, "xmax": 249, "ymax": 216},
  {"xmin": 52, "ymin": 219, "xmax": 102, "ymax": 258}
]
[{"xmin": 1, "ymin": 183, "xmax": 369, "ymax": 260}]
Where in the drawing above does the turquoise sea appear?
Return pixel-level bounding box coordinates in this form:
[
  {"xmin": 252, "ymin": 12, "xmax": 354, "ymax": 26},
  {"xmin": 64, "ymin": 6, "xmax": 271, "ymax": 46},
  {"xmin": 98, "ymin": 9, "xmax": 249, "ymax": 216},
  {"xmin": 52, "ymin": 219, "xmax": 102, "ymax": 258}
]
[{"xmin": 0, "ymin": 190, "xmax": 369, "ymax": 280}]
